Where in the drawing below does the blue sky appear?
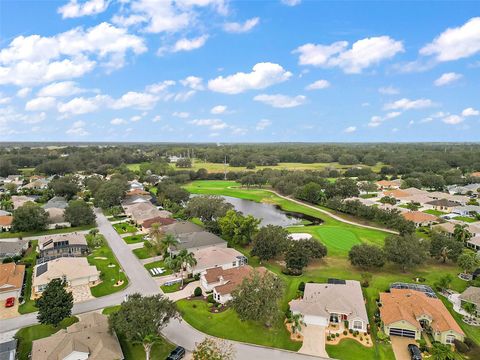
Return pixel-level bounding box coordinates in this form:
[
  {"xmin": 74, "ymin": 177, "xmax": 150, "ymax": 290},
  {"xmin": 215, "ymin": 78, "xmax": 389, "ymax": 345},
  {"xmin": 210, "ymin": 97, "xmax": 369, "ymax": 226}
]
[{"xmin": 0, "ymin": 0, "xmax": 479, "ymax": 142}]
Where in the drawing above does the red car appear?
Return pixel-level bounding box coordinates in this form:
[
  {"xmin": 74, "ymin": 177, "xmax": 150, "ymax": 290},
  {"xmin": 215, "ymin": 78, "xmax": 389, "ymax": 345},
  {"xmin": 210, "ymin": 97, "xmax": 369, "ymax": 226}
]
[{"xmin": 5, "ymin": 297, "xmax": 15, "ymax": 308}]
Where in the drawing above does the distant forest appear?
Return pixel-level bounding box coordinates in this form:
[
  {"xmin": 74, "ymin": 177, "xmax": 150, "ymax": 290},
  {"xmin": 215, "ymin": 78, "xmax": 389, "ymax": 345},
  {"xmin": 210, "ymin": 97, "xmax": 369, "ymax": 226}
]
[{"xmin": 1, "ymin": 143, "xmax": 480, "ymax": 179}]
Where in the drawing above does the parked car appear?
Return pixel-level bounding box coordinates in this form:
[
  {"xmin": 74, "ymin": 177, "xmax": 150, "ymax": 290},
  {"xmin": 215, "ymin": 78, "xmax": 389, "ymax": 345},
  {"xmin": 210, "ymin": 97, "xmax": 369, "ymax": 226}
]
[
  {"xmin": 408, "ymin": 344, "xmax": 422, "ymax": 360},
  {"xmin": 166, "ymin": 346, "xmax": 185, "ymax": 360},
  {"xmin": 5, "ymin": 297, "xmax": 15, "ymax": 308}
]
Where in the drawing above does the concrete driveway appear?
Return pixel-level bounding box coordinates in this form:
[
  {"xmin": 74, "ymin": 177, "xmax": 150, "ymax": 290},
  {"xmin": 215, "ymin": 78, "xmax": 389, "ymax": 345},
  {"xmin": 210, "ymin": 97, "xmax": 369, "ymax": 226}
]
[
  {"xmin": 390, "ymin": 336, "xmax": 416, "ymax": 360},
  {"xmin": 298, "ymin": 324, "xmax": 328, "ymax": 358}
]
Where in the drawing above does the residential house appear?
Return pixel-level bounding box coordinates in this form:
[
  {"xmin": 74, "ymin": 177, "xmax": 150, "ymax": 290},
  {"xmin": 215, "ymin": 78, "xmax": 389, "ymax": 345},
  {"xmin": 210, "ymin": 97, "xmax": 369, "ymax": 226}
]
[
  {"xmin": 126, "ymin": 188, "xmax": 150, "ymax": 197},
  {"xmin": 0, "ymin": 340, "xmax": 17, "ymax": 360},
  {"xmin": 32, "ymin": 257, "xmax": 100, "ymax": 296},
  {"xmin": 459, "ymin": 287, "xmax": 480, "ymax": 316},
  {"xmin": 10, "ymin": 195, "xmax": 36, "ymax": 209},
  {"xmin": 426, "ymin": 199, "xmax": 461, "ymax": 213},
  {"xmin": 190, "ymin": 246, "xmax": 248, "ymax": 275},
  {"xmin": 163, "ymin": 221, "xmax": 203, "ymax": 236},
  {"xmin": 433, "ymin": 221, "xmax": 480, "ymax": 237},
  {"xmin": 43, "ymin": 196, "xmax": 68, "ymax": 210},
  {"xmin": 466, "ymin": 236, "xmax": 480, "ymax": 251},
  {"xmin": 0, "ymin": 240, "xmax": 28, "ymax": 260},
  {"xmin": 289, "ymin": 280, "xmax": 369, "ymax": 332},
  {"xmin": 0, "ymin": 263, "xmax": 25, "ymax": 300},
  {"xmin": 22, "ymin": 178, "xmax": 49, "ymax": 190},
  {"xmin": 471, "ymin": 172, "xmax": 480, "ymax": 178},
  {"xmin": 376, "ymin": 179, "xmax": 402, "ymax": 190},
  {"xmin": 448, "ymin": 183, "xmax": 480, "ymax": 195},
  {"xmin": 402, "ymin": 211, "xmax": 438, "ymax": 227},
  {"xmin": 0, "ymin": 215, "xmax": 13, "ymax": 232},
  {"xmin": 163, "ymin": 221, "xmax": 227, "ymax": 252},
  {"xmin": 379, "ymin": 288, "xmax": 464, "ymax": 344},
  {"xmin": 141, "ymin": 216, "xmax": 176, "ymax": 232},
  {"xmin": 38, "ymin": 233, "xmax": 89, "ymax": 260},
  {"xmin": 129, "ymin": 180, "xmax": 144, "ymax": 191},
  {"xmin": 123, "ymin": 201, "xmax": 172, "ymax": 227},
  {"xmin": 452, "ymin": 205, "xmax": 480, "ymax": 217},
  {"xmin": 201, "ymin": 265, "xmax": 266, "ymax": 304},
  {"xmin": 43, "ymin": 196, "xmax": 69, "ymax": 228},
  {"xmin": 31, "ymin": 313, "xmax": 124, "ymax": 360},
  {"xmin": 4, "ymin": 175, "xmax": 23, "ymax": 187}
]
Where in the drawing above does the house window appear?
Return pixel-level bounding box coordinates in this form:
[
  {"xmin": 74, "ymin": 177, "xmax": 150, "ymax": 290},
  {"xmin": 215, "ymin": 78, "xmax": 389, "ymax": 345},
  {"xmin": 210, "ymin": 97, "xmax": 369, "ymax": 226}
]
[
  {"xmin": 330, "ymin": 314, "xmax": 339, "ymax": 323},
  {"xmin": 353, "ymin": 321, "xmax": 363, "ymax": 330},
  {"xmin": 232, "ymin": 261, "xmax": 237, "ymax": 267},
  {"xmin": 446, "ymin": 335, "xmax": 455, "ymax": 344}
]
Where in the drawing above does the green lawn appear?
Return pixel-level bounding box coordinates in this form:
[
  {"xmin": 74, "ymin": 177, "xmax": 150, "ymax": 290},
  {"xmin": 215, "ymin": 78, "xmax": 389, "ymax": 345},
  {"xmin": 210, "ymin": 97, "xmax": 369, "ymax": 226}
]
[
  {"xmin": 0, "ymin": 225, "xmax": 94, "ymax": 239},
  {"xmin": 161, "ymin": 282, "xmax": 182, "ymax": 293},
  {"xmin": 109, "ymin": 216, "xmax": 128, "ymax": 222},
  {"xmin": 423, "ymin": 209, "xmax": 448, "ymax": 216},
  {"xmin": 326, "ymin": 338, "xmax": 394, "ymax": 360},
  {"xmin": 123, "ymin": 234, "xmax": 145, "ymax": 244},
  {"xmin": 145, "ymin": 260, "xmax": 172, "ymax": 276},
  {"xmin": 18, "ymin": 241, "xmax": 38, "ymax": 314},
  {"xmin": 453, "ymin": 216, "xmax": 478, "ymax": 223},
  {"xmin": 133, "ymin": 244, "xmax": 154, "ymax": 259},
  {"xmin": 87, "ymin": 234, "xmax": 128, "ymax": 297},
  {"xmin": 177, "ymin": 299, "xmax": 301, "ymax": 351},
  {"xmin": 15, "ymin": 317, "xmax": 78, "ymax": 360},
  {"xmin": 113, "ymin": 222, "xmax": 138, "ymax": 234}
]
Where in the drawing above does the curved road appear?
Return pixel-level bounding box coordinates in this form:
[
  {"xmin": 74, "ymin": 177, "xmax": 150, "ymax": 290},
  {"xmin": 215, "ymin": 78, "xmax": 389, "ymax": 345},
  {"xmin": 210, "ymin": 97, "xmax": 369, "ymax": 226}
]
[{"xmin": 0, "ymin": 209, "xmax": 328, "ymax": 360}]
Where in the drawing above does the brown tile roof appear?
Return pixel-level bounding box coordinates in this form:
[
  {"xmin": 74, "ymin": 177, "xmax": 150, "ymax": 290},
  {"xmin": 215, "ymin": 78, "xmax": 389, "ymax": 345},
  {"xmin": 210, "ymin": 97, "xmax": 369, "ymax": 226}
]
[
  {"xmin": 0, "ymin": 216, "xmax": 13, "ymax": 226},
  {"xmin": 376, "ymin": 180, "xmax": 400, "ymax": 187},
  {"xmin": 471, "ymin": 172, "xmax": 480, "ymax": 178},
  {"xmin": 402, "ymin": 211, "xmax": 437, "ymax": 224},
  {"xmin": 383, "ymin": 189, "xmax": 410, "ymax": 198},
  {"xmin": 426, "ymin": 199, "xmax": 461, "ymax": 207},
  {"xmin": 126, "ymin": 189, "xmax": 150, "ymax": 196},
  {"xmin": 0, "ymin": 263, "xmax": 25, "ymax": 294},
  {"xmin": 142, "ymin": 216, "xmax": 176, "ymax": 229},
  {"xmin": 205, "ymin": 265, "xmax": 267, "ymax": 295},
  {"xmin": 380, "ymin": 289, "xmax": 464, "ymax": 335}
]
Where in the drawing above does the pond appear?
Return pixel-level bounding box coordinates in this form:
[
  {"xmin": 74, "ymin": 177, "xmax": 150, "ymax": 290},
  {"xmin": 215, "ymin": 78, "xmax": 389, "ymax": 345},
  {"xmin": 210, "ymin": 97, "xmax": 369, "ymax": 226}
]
[{"xmin": 219, "ymin": 195, "xmax": 322, "ymax": 227}]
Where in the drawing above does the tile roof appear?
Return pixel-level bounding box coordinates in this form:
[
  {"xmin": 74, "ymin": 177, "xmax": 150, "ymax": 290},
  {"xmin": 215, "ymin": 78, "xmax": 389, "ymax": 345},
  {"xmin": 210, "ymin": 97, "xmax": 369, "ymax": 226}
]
[
  {"xmin": 0, "ymin": 263, "xmax": 25, "ymax": 293},
  {"xmin": 459, "ymin": 286, "xmax": 480, "ymax": 307},
  {"xmin": 204, "ymin": 265, "xmax": 266, "ymax": 295},
  {"xmin": 142, "ymin": 216, "xmax": 176, "ymax": 229},
  {"xmin": 380, "ymin": 288, "xmax": 464, "ymax": 335},
  {"xmin": 0, "ymin": 216, "xmax": 13, "ymax": 227},
  {"xmin": 402, "ymin": 211, "xmax": 437, "ymax": 224},
  {"xmin": 33, "ymin": 257, "xmax": 99, "ymax": 288},
  {"xmin": 426, "ymin": 199, "xmax": 461, "ymax": 207},
  {"xmin": 193, "ymin": 247, "xmax": 245, "ymax": 271}
]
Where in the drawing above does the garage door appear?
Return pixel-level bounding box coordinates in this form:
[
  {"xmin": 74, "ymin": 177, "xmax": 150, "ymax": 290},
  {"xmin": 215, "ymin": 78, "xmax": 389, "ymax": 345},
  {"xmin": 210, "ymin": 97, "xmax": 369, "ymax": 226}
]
[{"xmin": 389, "ymin": 328, "xmax": 416, "ymax": 338}]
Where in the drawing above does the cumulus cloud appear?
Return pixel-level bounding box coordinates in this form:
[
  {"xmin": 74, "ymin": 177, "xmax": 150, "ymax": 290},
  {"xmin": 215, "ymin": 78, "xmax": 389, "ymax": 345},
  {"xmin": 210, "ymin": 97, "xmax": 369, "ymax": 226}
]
[
  {"xmin": 281, "ymin": 0, "xmax": 301, "ymax": 6},
  {"xmin": 38, "ymin": 81, "xmax": 86, "ymax": 97},
  {"xmin": 442, "ymin": 114, "xmax": 463, "ymax": 125},
  {"xmin": 0, "ymin": 22, "xmax": 146, "ymax": 86},
  {"xmin": 152, "ymin": 115, "xmax": 162, "ymax": 122},
  {"xmin": 420, "ymin": 17, "xmax": 480, "ymax": 62},
  {"xmin": 189, "ymin": 118, "xmax": 228, "ymax": 130},
  {"xmin": 256, "ymin": 119, "xmax": 272, "ymax": 130},
  {"xmin": 253, "ymin": 94, "xmax": 306, "ymax": 108},
  {"xmin": 208, "ymin": 62, "xmax": 292, "ymax": 94},
  {"xmin": 58, "ymin": 0, "xmax": 109, "ymax": 19},
  {"xmin": 378, "ymin": 86, "xmax": 399, "ymax": 95},
  {"xmin": 57, "ymin": 95, "xmax": 109, "ymax": 115},
  {"xmin": 434, "ymin": 72, "xmax": 463, "ymax": 86},
  {"xmin": 162, "ymin": 35, "xmax": 209, "ymax": 55},
  {"xmin": 344, "ymin": 126, "xmax": 356, "ymax": 133},
  {"xmin": 180, "ymin": 76, "xmax": 204, "ymax": 90},
  {"xmin": 294, "ymin": 36, "xmax": 404, "ymax": 73},
  {"xmin": 306, "ymin": 79, "xmax": 330, "ymax": 90},
  {"xmin": 172, "ymin": 111, "xmax": 190, "ymax": 118},
  {"xmin": 368, "ymin": 111, "xmax": 401, "ymax": 127},
  {"xmin": 110, "ymin": 117, "xmax": 127, "ymax": 125},
  {"xmin": 66, "ymin": 120, "xmax": 88, "ymax": 136},
  {"xmin": 25, "ymin": 97, "xmax": 57, "ymax": 111},
  {"xmin": 112, "ymin": 91, "xmax": 158, "ymax": 109},
  {"xmin": 16, "ymin": 88, "xmax": 31, "ymax": 98},
  {"xmin": 145, "ymin": 80, "xmax": 176, "ymax": 94},
  {"xmin": 210, "ymin": 105, "xmax": 227, "ymax": 114},
  {"xmin": 384, "ymin": 98, "xmax": 435, "ymax": 111},
  {"xmin": 462, "ymin": 107, "xmax": 480, "ymax": 117},
  {"xmin": 223, "ymin": 17, "xmax": 259, "ymax": 33},
  {"xmin": 0, "ymin": 96, "xmax": 11, "ymax": 105}
]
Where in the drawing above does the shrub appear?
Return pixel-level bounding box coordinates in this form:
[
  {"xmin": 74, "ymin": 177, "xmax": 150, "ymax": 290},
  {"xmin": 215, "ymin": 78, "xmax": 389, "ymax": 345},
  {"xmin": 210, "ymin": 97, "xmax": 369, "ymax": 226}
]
[
  {"xmin": 298, "ymin": 282, "xmax": 305, "ymax": 292},
  {"xmin": 194, "ymin": 287, "xmax": 202, "ymax": 297},
  {"xmin": 285, "ymin": 307, "xmax": 292, "ymax": 320},
  {"xmin": 454, "ymin": 339, "xmax": 469, "ymax": 353},
  {"xmin": 343, "ymin": 330, "xmax": 348, "ymax": 336},
  {"xmin": 326, "ymin": 336, "xmax": 331, "ymax": 341},
  {"xmin": 207, "ymin": 294, "xmax": 215, "ymax": 303},
  {"xmin": 192, "ymin": 304, "xmax": 197, "ymax": 309},
  {"xmin": 336, "ymin": 333, "xmax": 340, "ymax": 337},
  {"xmin": 464, "ymin": 338, "xmax": 475, "ymax": 348},
  {"xmin": 194, "ymin": 273, "xmax": 200, "ymax": 281},
  {"xmin": 360, "ymin": 337, "xmax": 363, "ymax": 341},
  {"xmin": 349, "ymin": 329, "xmax": 353, "ymax": 334}
]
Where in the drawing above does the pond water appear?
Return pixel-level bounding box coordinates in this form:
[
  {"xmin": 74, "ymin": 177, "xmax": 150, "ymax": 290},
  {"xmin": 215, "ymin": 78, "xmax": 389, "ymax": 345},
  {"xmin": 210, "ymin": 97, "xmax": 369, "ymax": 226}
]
[{"xmin": 220, "ymin": 195, "xmax": 322, "ymax": 227}]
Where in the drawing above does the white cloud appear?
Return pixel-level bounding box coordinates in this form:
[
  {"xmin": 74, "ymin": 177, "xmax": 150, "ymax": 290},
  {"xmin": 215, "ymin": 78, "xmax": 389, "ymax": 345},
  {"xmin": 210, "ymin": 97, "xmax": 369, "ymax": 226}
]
[
  {"xmin": 208, "ymin": 62, "xmax": 292, "ymax": 94},
  {"xmin": 66, "ymin": 120, "xmax": 88, "ymax": 136},
  {"xmin": 420, "ymin": 17, "xmax": 480, "ymax": 61},
  {"xmin": 368, "ymin": 111, "xmax": 401, "ymax": 127},
  {"xmin": 294, "ymin": 36, "xmax": 404, "ymax": 73},
  {"xmin": 38, "ymin": 81, "xmax": 86, "ymax": 97},
  {"xmin": 152, "ymin": 115, "xmax": 162, "ymax": 122},
  {"xmin": 189, "ymin": 118, "xmax": 227, "ymax": 130},
  {"xmin": 281, "ymin": 0, "xmax": 301, "ymax": 6},
  {"xmin": 16, "ymin": 88, "xmax": 31, "ymax": 98},
  {"xmin": 378, "ymin": 86, "xmax": 399, "ymax": 95},
  {"xmin": 172, "ymin": 111, "xmax": 190, "ymax": 118},
  {"xmin": 58, "ymin": 95, "xmax": 108, "ymax": 115},
  {"xmin": 112, "ymin": 91, "xmax": 158, "ymax": 109},
  {"xmin": 344, "ymin": 126, "xmax": 356, "ymax": 133},
  {"xmin": 180, "ymin": 76, "xmax": 204, "ymax": 90},
  {"xmin": 254, "ymin": 94, "xmax": 306, "ymax": 108},
  {"xmin": 58, "ymin": 0, "xmax": 109, "ymax": 19},
  {"xmin": 462, "ymin": 107, "xmax": 479, "ymax": 117},
  {"xmin": 0, "ymin": 22, "xmax": 146, "ymax": 85},
  {"xmin": 306, "ymin": 79, "xmax": 330, "ymax": 90},
  {"xmin": 223, "ymin": 17, "xmax": 259, "ymax": 33},
  {"xmin": 210, "ymin": 105, "xmax": 227, "ymax": 114},
  {"xmin": 25, "ymin": 97, "xmax": 57, "ymax": 111},
  {"xmin": 256, "ymin": 119, "xmax": 272, "ymax": 130},
  {"xmin": 384, "ymin": 98, "xmax": 435, "ymax": 111},
  {"xmin": 169, "ymin": 35, "xmax": 209, "ymax": 54},
  {"xmin": 145, "ymin": 80, "xmax": 176, "ymax": 94},
  {"xmin": 130, "ymin": 115, "xmax": 142, "ymax": 122},
  {"xmin": 0, "ymin": 96, "xmax": 11, "ymax": 105},
  {"xmin": 442, "ymin": 114, "xmax": 463, "ymax": 125},
  {"xmin": 434, "ymin": 72, "xmax": 462, "ymax": 86},
  {"xmin": 111, "ymin": 117, "xmax": 127, "ymax": 125}
]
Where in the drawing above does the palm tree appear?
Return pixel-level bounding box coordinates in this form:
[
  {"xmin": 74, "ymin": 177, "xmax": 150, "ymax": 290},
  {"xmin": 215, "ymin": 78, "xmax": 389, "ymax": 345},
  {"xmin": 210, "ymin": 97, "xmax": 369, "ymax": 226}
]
[
  {"xmin": 462, "ymin": 302, "xmax": 477, "ymax": 320},
  {"xmin": 161, "ymin": 234, "xmax": 179, "ymax": 257},
  {"xmin": 136, "ymin": 333, "xmax": 164, "ymax": 360},
  {"xmin": 439, "ymin": 246, "xmax": 451, "ymax": 263},
  {"xmin": 290, "ymin": 313, "xmax": 306, "ymax": 334},
  {"xmin": 177, "ymin": 249, "xmax": 197, "ymax": 288},
  {"xmin": 430, "ymin": 343, "xmax": 460, "ymax": 360},
  {"xmin": 149, "ymin": 223, "xmax": 163, "ymax": 241},
  {"xmin": 453, "ymin": 224, "xmax": 472, "ymax": 243},
  {"xmin": 164, "ymin": 256, "xmax": 181, "ymax": 276}
]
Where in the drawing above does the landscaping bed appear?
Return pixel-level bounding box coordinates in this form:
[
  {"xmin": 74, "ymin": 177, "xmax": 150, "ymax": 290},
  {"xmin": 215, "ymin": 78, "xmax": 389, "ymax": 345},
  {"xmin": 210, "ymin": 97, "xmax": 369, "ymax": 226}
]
[{"xmin": 123, "ymin": 234, "xmax": 145, "ymax": 244}]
